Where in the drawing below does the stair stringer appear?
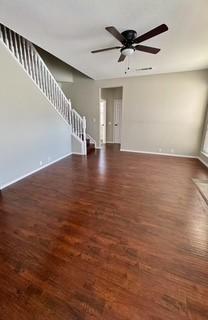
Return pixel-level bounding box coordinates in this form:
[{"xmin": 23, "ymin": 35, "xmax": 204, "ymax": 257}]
[{"xmin": 72, "ymin": 133, "xmax": 87, "ymax": 155}]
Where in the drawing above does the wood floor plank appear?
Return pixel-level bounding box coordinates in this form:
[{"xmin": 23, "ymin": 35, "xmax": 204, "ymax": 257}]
[{"xmin": 0, "ymin": 144, "xmax": 208, "ymax": 319}]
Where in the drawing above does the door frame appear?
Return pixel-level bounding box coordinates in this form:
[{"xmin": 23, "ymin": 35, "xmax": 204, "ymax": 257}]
[
  {"xmin": 100, "ymin": 99, "xmax": 106, "ymax": 144},
  {"xmin": 113, "ymin": 99, "xmax": 122, "ymax": 143}
]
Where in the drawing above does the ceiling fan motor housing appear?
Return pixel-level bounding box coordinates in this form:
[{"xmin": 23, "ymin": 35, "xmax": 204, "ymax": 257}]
[
  {"xmin": 121, "ymin": 30, "xmax": 137, "ymax": 44},
  {"xmin": 121, "ymin": 30, "xmax": 137, "ymax": 55}
]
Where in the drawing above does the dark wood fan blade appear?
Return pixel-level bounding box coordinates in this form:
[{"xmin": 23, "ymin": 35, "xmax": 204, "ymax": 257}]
[
  {"xmin": 135, "ymin": 45, "xmax": 160, "ymax": 54},
  {"xmin": 134, "ymin": 24, "xmax": 168, "ymax": 44},
  {"xmin": 91, "ymin": 46, "xmax": 121, "ymax": 53},
  {"xmin": 106, "ymin": 26, "xmax": 126, "ymax": 44},
  {"xmin": 118, "ymin": 54, "xmax": 126, "ymax": 62}
]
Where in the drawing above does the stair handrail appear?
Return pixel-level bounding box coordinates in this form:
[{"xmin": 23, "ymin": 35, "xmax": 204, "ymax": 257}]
[
  {"xmin": 86, "ymin": 133, "xmax": 96, "ymax": 148},
  {"xmin": 72, "ymin": 108, "xmax": 83, "ymax": 121},
  {"xmin": 71, "ymin": 109, "xmax": 86, "ymax": 141},
  {"xmin": 32, "ymin": 43, "xmax": 72, "ymax": 122}
]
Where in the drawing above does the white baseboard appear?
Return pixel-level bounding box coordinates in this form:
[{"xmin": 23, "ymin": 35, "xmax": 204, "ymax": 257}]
[
  {"xmin": 72, "ymin": 152, "xmax": 86, "ymax": 155},
  {"xmin": 120, "ymin": 148, "xmax": 197, "ymax": 159},
  {"xmin": 198, "ymin": 156, "xmax": 208, "ymax": 168},
  {"xmin": 0, "ymin": 152, "xmax": 72, "ymax": 190}
]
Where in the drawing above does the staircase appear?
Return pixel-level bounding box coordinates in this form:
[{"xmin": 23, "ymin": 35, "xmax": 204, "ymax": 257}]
[
  {"xmin": 86, "ymin": 134, "xmax": 96, "ymax": 154},
  {"xmin": 0, "ymin": 23, "xmax": 94, "ymax": 155}
]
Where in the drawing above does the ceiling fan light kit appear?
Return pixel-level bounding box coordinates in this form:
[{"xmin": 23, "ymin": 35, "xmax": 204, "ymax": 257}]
[
  {"xmin": 121, "ymin": 47, "xmax": 135, "ymax": 56},
  {"xmin": 91, "ymin": 24, "xmax": 168, "ymax": 63}
]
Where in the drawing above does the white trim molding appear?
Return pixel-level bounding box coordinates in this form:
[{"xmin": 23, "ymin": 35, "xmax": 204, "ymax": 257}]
[
  {"xmin": 72, "ymin": 152, "xmax": 87, "ymax": 155},
  {"xmin": 120, "ymin": 148, "xmax": 197, "ymax": 159},
  {"xmin": 201, "ymin": 151, "xmax": 208, "ymax": 158},
  {"xmin": 0, "ymin": 153, "xmax": 72, "ymax": 190},
  {"xmin": 198, "ymin": 156, "xmax": 208, "ymax": 168}
]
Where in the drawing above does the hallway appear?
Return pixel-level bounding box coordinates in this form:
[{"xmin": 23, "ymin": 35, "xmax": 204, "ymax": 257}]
[{"xmin": 0, "ymin": 145, "xmax": 208, "ymax": 319}]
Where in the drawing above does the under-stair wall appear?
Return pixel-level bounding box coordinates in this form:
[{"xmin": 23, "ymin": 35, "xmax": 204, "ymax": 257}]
[
  {"xmin": 0, "ymin": 37, "xmax": 72, "ymax": 189},
  {"xmin": 0, "ymin": 23, "xmax": 90, "ymax": 189}
]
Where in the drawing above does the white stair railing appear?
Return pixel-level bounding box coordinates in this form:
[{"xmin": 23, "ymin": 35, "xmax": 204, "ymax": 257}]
[
  {"xmin": 71, "ymin": 109, "xmax": 86, "ymax": 140},
  {"xmin": 0, "ymin": 23, "xmax": 86, "ymax": 153},
  {"xmin": 87, "ymin": 133, "xmax": 96, "ymax": 148}
]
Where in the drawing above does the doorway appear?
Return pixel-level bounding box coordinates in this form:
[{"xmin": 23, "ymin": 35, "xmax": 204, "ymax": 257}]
[
  {"xmin": 113, "ymin": 99, "xmax": 122, "ymax": 143},
  {"xmin": 100, "ymin": 99, "xmax": 106, "ymax": 145},
  {"xmin": 100, "ymin": 87, "xmax": 123, "ymax": 147}
]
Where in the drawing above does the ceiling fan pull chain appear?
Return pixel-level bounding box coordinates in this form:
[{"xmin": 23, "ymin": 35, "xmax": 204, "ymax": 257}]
[
  {"xmin": 125, "ymin": 56, "xmax": 128, "ymax": 75},
  {"xmin": 128, "ymin": 56, "xmax": 130, "ymax": 71},
  {"xmin": 125, "ymin": 56, "xmax": 131, "ymax": 75}
]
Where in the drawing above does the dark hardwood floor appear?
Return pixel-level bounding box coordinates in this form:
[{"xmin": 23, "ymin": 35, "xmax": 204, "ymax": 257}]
[{"xmin": 0, "ymin": 144, "xmax": 208, "ymax": 320}]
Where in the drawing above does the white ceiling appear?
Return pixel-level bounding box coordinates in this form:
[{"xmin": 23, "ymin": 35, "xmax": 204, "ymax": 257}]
[{"xmin": 0, "ymin": 0, "xmax": 208, "ymax": 80}]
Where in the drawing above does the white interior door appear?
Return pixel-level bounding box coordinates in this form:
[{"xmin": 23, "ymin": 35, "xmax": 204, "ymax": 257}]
[
  {"xmin": 100, "ymin": 100, "xmax": 106, "ymax": 144},
  {"xmin": 113, "ymin": 99, "xmax": 122, "ymax": 143}
]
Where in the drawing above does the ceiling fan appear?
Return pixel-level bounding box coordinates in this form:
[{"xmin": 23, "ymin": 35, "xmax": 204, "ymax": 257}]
[{"xmin": 91, "ymin": 24, "xmax": 168, "ymax": 62}]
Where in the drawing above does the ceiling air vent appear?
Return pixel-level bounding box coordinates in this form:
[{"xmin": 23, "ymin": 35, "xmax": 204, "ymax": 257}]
[{"xmin": 136, "ymin": 67, "xmax": 152, "ymax": 71}]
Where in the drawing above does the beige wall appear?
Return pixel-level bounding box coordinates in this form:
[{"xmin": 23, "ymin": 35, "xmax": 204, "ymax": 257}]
[
  {"xmin": 116, "ymin": 72, "xmax": 208, "ymax": 156},
  {"xmin": 0, "ymin": 42, "xmax": 72, "ymax": 188},
  {"xmin": 62, "ymin": 73, "xmax": 100, "ymax": 146},
  {"xmin": 37, "ymin": 47, "xmax": 74, "ymax": 83},
  {"xmin": 63, "ymin": 69, "xmax": 208, "ymax": 156},
  {"xmin": 101, "ymin": 87, "xmax": 122, "ymax": 142}
]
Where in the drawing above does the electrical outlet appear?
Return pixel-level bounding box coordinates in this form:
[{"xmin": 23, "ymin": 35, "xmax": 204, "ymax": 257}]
[
  {"xmin": 48, "ymin": 156, "xmax": 51, "ymax": 162},
  {"xmin": 170, "ymin": 148, "xmax": 174, "ymax": 153},
  {"xmin": 158, "ymin": 148, "xmax": 162, "ymax": 153},
  {"xmin": 39, "ymin": 160, "xmax": 43, "ymax": 166}
]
